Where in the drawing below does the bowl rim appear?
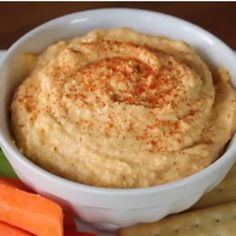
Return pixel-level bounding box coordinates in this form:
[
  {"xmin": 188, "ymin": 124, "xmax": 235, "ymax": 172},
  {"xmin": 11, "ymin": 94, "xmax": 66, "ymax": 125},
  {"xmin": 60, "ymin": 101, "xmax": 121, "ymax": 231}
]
[{"xmin": 0, "ymin": 7, "xmax": 236, "ymax": 196}]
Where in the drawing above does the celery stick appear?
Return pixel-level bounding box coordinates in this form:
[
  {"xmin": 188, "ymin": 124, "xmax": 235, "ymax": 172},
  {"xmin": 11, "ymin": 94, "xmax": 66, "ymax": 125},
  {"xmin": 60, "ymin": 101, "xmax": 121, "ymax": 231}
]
[{"xmin": 0, "ymin": 149, "xmax": 17, "ymax": 177}]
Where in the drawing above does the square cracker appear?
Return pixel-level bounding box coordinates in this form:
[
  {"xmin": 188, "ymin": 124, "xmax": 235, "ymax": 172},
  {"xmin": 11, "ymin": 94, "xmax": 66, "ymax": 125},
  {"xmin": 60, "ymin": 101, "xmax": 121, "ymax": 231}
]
[
  {"xmin": 119, "ymin": 201, "xmax": 236, "ymax": 236},
  {"xmin": 192, "ymin": 163, "xmax": 236, "ymax": 209}
]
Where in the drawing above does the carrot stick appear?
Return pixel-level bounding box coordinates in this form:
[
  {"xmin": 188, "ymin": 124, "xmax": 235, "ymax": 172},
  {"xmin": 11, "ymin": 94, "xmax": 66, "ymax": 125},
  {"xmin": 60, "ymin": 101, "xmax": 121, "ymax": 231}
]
[
  {"xmin": 0, "ymin": 183, "xmax": 63, "ymax": 236},
  {"xmin": 0, "ymin": 221, "xmax": 33, "ymax": 236},
  {"xmin": 0, "ymin": 176, "xmax": 32, "ymax": 192}
]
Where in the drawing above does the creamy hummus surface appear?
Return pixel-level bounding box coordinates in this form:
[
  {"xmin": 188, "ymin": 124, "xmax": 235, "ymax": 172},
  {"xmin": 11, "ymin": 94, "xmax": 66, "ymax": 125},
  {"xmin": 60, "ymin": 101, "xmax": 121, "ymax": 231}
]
[{"xmin": 11, "ymin": 28, "xmax": 236, "ymax": 188}]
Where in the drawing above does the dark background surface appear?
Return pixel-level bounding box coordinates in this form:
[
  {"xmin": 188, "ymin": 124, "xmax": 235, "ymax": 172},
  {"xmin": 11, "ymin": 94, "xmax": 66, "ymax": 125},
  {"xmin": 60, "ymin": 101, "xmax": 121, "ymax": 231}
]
[{"xmin": 0, "ymin": 2, "xmax": 236, "ymax": 49}]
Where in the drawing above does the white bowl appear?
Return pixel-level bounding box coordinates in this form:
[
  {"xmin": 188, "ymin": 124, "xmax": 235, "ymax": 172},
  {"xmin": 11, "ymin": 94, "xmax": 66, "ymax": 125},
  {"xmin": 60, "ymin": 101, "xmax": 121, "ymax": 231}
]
[{"xmin": 0, "ymin": 8, "xmax": 236, "ymax": 231}]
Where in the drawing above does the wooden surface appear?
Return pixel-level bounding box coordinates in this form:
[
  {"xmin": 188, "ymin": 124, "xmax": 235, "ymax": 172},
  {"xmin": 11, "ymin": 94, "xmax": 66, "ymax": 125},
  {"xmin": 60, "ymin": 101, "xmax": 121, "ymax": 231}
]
[{"xmin": 0, "ymin": 2, "xmax": 236, "ymax": 49}]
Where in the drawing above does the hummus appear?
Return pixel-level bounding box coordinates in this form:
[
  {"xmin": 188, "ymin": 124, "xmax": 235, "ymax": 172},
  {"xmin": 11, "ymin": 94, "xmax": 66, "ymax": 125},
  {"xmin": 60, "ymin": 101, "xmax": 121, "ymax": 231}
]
[{"xmin": 11, "ymin": 28, "xmax": 236, "ymax": 188}]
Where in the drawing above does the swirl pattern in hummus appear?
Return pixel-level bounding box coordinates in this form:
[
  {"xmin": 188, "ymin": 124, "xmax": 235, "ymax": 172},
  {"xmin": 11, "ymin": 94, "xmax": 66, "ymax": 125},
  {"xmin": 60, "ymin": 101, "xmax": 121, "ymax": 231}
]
[{"xmin": 11, "ymin": 28, "xmax": 236, "ymax": 188}]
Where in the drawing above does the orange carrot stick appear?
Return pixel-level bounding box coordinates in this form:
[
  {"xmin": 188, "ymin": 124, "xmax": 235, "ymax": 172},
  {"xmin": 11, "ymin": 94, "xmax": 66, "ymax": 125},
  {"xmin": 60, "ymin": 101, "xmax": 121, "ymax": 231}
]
[
  {"xmin": 0, "ymin": 176, "xmax": 32, "ymax": 192},
  {"xmin": 0, "ymin": 221, "xmax": 33, "ymax": 236},
  {"xmin": 0, "ymin": 183, "xmax": 63, "ymax": 236}
]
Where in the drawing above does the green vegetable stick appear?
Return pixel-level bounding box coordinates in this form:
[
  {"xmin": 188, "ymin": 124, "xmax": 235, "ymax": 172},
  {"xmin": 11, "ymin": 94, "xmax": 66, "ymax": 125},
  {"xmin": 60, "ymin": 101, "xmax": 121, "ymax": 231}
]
[{"xmin": 0, "ymin": 149, "xmax": 17, "ymax": 178}]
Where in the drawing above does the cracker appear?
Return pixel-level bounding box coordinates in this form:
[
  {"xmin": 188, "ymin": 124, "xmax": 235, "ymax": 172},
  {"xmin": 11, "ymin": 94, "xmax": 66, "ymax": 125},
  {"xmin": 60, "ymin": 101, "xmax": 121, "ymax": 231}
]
[
  {"xmin": 119, "ymin": 201, "xmax": 236, "ymax": 236},
  {"xmin": 192, "ymin": 163, "xmax": 236, "ymax": 209}
]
